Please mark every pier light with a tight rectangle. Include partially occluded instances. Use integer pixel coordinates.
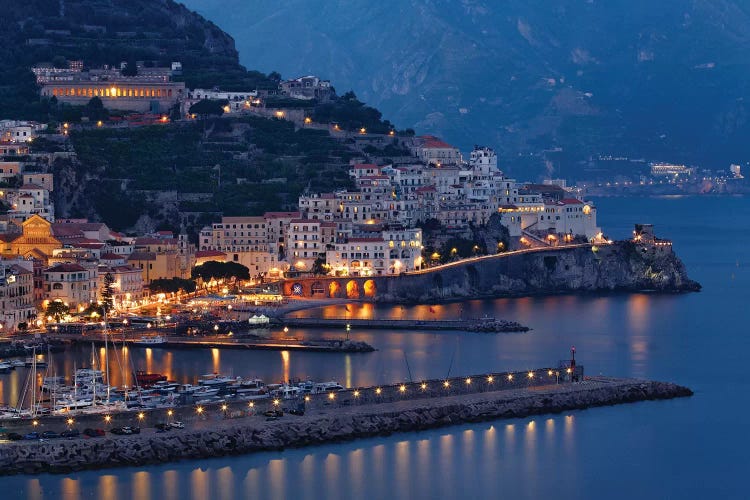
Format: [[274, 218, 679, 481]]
[[167, 410, 173, 417], [104, 415, 111, 423], [283, 326, 289, 333], [375, 387, 382, 395], [507, 374, 513, 381], [122, 319, 128, 326], [221, 404, 228, 412], [465, 378, 472, 385], [304, 395, 311, 402], [443, 380, 450, 388], [527, 371, 534, 379], [420, 382, 427, 390], [359, 127, 366, 134], [328, 392, 336, 400], [67, 418, 74, 426], [146, 322, 152, 329], [487, 376, 494, 383], [566, 368, 572, 374], [548, 370, 553, 376], [273, 399, 280, 406], [304, 117, 312, 124], [214, 324, 219, 332], [353, 390, 360, 398], [32, 420, 38, 427], [196, 406, 204, 415], [137, 412, 145, 421], [399, 385, 406, 393], [97, 120, 103, 127]]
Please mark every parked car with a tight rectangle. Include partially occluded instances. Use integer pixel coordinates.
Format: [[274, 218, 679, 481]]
[[23, 432, 40, 440], [41, 431, 59, 439], [6, 432, 23, 441], [83, 428, 105, 437], [155, 423, 171, 432], [60, 429, 80, 438], [169, 421, 184, 429]]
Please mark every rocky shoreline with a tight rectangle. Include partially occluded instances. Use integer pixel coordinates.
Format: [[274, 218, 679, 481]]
[[0, 377, 691, 475]]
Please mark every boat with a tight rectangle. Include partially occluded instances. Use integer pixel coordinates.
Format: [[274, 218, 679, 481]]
[[134, 370, 167, 387], [133, 336, 166, 346], [271, 384, 303, 399], [312, 381, 345, 394], [24, 357, 47, 367], [198, 373, 237, 386], [0, 362, 11, 373], [10, 360, 25, 368]]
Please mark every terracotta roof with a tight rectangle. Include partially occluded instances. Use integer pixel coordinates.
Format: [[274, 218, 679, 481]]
[[559, 198, 584, 205], [419, 135, 454, 149], [415, 186, 437, 193], [9, 264, 32, 275], [100, 252, 124, 259], [352, 164, 378, 170], [19, 183, 45, 190], [134, 237, 173, 245], [45, 263, 86, 272], [127, 252, 156, 261]]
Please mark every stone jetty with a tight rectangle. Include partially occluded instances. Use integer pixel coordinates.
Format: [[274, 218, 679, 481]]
[[281, 317, 529, 333], [0, 375, 691, 475]]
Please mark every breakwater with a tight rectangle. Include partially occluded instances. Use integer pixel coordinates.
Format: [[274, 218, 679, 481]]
[[281, 317, 529, 332], [0, 374, 691, 475], [44, 333, 375, 353]]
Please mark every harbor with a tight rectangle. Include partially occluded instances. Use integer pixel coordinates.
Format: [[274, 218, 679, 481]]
[[0, 372, 692, 475]]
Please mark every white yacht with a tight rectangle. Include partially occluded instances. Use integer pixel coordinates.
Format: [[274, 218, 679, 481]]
[[134, 335, 166, 346]]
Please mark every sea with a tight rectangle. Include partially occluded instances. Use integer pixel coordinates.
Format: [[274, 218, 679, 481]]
[[3, 195, 748, 499]]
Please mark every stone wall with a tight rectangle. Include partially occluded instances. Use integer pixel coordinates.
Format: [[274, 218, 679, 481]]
[[0, 377, 692, 475]]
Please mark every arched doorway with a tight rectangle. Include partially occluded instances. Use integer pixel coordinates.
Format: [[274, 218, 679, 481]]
[[311, 282, 325, 295], [363, 279, 377, 298], [346, 280, 360, 299], [328, 281, 341, 298]]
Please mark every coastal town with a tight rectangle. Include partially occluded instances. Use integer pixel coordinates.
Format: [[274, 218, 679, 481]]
[[0, 57, 697, 472], [0, 59, 615, 332]]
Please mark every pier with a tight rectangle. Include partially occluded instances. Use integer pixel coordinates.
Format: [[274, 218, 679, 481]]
[[42, 333, 375, 353], [281, 317, 529, 332], [0, 367, 692, 475]]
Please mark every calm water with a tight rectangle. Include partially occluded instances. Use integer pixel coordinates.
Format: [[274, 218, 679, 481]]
[[5, 196, 749, 499]]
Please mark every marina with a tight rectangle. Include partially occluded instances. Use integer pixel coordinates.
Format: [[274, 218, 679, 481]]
[[0, 372, 692, 475]]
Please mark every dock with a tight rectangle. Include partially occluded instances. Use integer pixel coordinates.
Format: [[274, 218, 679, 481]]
[[281, 317, 529, 332], [0, 370, 692, 475], [43, 333, 375, 353]]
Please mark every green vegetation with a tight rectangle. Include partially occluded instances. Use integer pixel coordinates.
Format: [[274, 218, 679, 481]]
[[45, 301, 69, 321], [1, 0, 278, 120], [192, 261, 250, 281], [312, 91, 394, 133], [66, 116, 355, 231]]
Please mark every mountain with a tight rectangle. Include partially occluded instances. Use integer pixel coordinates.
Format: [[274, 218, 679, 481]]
[[182, 0, 750, 179], [1, 0, 276, 120]]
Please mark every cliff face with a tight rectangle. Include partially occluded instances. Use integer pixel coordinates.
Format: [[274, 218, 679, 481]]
[[184, 0, 750, 178], [378, 242, 700, 302]]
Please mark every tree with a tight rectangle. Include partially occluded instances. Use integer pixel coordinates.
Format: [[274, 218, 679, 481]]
[[84, 96, 108, 122], [189, 99, 226, 120], [46, 301, 70, 322], [100, 272, 115, 313], [191, 261, 249, 282], [311, 256, 328, 275]]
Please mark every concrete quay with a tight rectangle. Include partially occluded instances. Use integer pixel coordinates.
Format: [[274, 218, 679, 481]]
[[0, 371, 692, 475], [281, 317, 529, 332], [44, 333, 375, 353]]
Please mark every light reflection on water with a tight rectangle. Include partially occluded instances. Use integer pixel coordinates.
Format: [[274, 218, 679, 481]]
[[5, 196, 750, 498]]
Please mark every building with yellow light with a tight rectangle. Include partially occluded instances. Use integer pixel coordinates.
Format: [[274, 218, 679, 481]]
[[0, 214, 62, 263]]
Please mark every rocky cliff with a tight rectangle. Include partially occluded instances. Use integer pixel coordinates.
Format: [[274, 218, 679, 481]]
[[377, 242, 701, 303]]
